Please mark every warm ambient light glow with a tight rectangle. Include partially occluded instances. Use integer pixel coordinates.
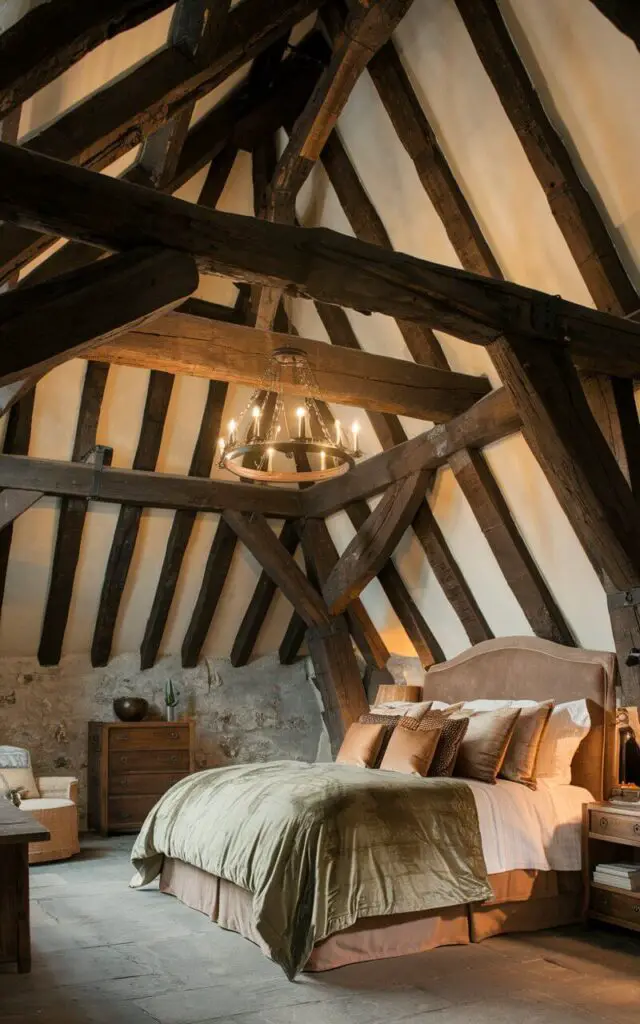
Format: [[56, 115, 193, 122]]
[[351, 420, 360, 450]]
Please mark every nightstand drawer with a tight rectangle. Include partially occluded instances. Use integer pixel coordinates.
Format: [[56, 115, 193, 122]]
[[589, 809, 640, 843], [108, 794, 159, 829], [109, 726, 189, 750], [591, 886, 640, 927], [109, 749, 190, 773], [109, 771, 188, 795]]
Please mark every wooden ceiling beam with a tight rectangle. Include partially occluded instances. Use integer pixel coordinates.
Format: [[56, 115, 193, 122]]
[[322, 470, 430, 614], [0, 248, 198, 388], [449, 446, 574, 644], [589, 1, 640, 50], [222, 510, 330, 628], [306, 616, 368, 751], [2, 142, 638, 362], [0, 391, 35, 616], [93, 311, 490, 422], [256, 0, 417, 329], [304, 387, 521, 517], [0, 454, 302, 518], [181, 517, 238, 668], [0, 0, 175, 121], [0, 489, 42, 531]]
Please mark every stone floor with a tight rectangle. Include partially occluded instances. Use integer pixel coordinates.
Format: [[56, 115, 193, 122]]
[[1, 836, 639, 1023]]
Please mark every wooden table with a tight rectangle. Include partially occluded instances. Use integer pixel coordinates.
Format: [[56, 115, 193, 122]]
[[0, 800, 50, 972]]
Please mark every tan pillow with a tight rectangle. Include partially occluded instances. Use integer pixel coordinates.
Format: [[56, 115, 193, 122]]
[[422, 716, 470, 777], [454, 707, 522, 784], [336, 722, 386, 768], [358, 713, 401, 765], [500, 701, 554, 789], [0, 765, 39, 799], [379, 717, 442, 776]]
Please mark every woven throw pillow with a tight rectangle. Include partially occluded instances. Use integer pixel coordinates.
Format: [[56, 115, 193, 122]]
[[371, 700, 433, 719], [336, 722, 386, 768], [454, 707, 522, 784], [379, 717, 442, 776], [500, 700, 554, 789], [358, 713, 401, 765], [421, 716, 470, 777]]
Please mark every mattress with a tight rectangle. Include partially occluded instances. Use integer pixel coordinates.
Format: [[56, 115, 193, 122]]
[[467, 778, 593, 874]]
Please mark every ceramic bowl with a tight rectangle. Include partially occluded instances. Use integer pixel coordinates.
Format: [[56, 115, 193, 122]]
[[113, 697, 148, 722]]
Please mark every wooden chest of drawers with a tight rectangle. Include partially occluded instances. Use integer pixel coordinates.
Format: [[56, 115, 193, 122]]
[[583, 802, 640, 934], [87, 721, 195, 835]]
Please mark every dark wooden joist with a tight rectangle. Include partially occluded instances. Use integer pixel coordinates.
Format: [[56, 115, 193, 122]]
[[344, 500, 443, 667], [256, 0, 416, 328], [0, 489, 41, 530], [94, 310, 490, 421], [222, 510, 330, 628], [91, 371, 174, 666], [0, 390, 35, 615], [0, 0, 175, 121], [306, 616, 368, 753], [37, 362, 110, 666], [455, 0, 637, 317], [279, 612, 308, 665], [3, 142, 639, 363], [141, 380, 228, 669], [323, 471, 430, 614], [181, 517, 238, 668], [171, 0, 232, 61], [0, 248, 198, 387], [299, 517, 391, 670], [0, 454, 302, 517], [589, 1, 640, 49], [581, 374, 640, 497], [449, 446, 573, 644], [305, 387, 521, 516], [319, 130, 447, 369]]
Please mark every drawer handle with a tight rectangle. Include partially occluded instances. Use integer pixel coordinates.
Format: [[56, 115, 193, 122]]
[[169, 754, 178, 763], [119, 756, 129, 765], [633, 824, 640, 835], [120, 812, 132, 821], [169, 730, 179, 740], [599, 816, 608, 829], [633, 905, 640, 914]]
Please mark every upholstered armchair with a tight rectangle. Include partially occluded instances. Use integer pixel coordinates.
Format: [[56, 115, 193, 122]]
[[0, 746, 80, 865]]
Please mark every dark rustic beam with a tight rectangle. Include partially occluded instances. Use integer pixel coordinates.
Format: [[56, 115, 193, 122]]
[[94, 310, 490, 421], [344, 500, 443, 667], [171, 0, 232, 61], [256, 0, 416, 328], [0, 248, 198, 387], [582, 374, 640, 497], [222, 510, 330, 628], [323, 470, 430, 614], [0, 454, 302, 517], [454, 0, 637, 317], [140, 380, 228, 669], [589, 1, 640, 49], [0, 390, 35, 615], [0, 0, 175, 121], [0, 489, 41, 530], [3, 142, 638, 361], [91, 371, 174, 666], [306, 616, 368, 752], [37, 362, 110, 666], [279, 612, 307, 665], [181, 517, 238, 667], [449, 446, 574, 644], [304, 387, 521, 516]]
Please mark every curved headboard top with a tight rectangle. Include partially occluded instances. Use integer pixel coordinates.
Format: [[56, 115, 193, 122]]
[[424, 637, 617, 800]]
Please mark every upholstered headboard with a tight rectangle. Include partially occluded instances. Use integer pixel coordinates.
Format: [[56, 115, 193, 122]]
[[424, 637, 617, 800]]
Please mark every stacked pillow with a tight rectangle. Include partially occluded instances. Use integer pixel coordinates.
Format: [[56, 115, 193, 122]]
[[334, 695, 590, 788]]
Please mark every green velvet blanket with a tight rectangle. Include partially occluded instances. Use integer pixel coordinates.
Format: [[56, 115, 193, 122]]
[[130, 761, 491, 977]]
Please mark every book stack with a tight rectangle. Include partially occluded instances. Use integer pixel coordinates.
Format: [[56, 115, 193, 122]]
[[593, 862, 640, 891]]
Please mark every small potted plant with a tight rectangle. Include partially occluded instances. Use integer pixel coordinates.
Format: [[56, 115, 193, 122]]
[[164, 679, 179, 722]]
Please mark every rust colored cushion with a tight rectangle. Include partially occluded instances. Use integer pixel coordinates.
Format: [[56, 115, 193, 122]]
[[336, 722, 386, 768], [454, 707, 522, 784], [379, 717, 442, 776], [500, 701, 554, 789], [358, 713, 401, 766]]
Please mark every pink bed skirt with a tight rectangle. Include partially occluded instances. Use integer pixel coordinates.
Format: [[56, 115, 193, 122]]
[[160, 858, 582, 971]]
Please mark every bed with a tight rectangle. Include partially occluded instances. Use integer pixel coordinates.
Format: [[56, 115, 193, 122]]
[[133, 637, 617, 973]]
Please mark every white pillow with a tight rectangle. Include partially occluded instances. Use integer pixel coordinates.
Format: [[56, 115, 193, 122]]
[[461, 699, 512, 712], [535, 699, 591, 786]]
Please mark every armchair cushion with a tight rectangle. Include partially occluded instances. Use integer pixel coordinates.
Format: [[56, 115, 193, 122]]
[[0, 765, 39, 799], [36, 777, 78, 802]]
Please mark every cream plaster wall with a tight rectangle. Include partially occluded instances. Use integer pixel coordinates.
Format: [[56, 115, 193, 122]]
[[1, 0, 637, 665]]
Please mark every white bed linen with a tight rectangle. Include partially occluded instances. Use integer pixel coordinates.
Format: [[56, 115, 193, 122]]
[[466, 778, 592, 875]]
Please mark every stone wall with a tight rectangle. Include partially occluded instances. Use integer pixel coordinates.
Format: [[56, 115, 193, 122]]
[[0, 652, 331, 826]]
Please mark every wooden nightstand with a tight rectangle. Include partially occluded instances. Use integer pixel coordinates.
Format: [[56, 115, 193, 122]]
[[583, 801, 640, 933]]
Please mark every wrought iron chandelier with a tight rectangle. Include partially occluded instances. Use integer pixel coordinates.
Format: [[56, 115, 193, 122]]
[[217, 346, 363, 484]]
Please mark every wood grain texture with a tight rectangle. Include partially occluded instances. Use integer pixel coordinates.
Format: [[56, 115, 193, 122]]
[[0, 248, 198, 387], [306, 616, 368, 753], [0, 489, 41, 530], [449, 446, 573, 644], [0, 0, 174, 120], [278, 611, 307, 665], [94, 310, 490, 421], [2, 141, 639, 363], [38, 361, 110, 666], [180, 518, 238, 667], [323, 471, 430, 614], [0, 390, 35, 618], [222, 510, 330, 628]]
